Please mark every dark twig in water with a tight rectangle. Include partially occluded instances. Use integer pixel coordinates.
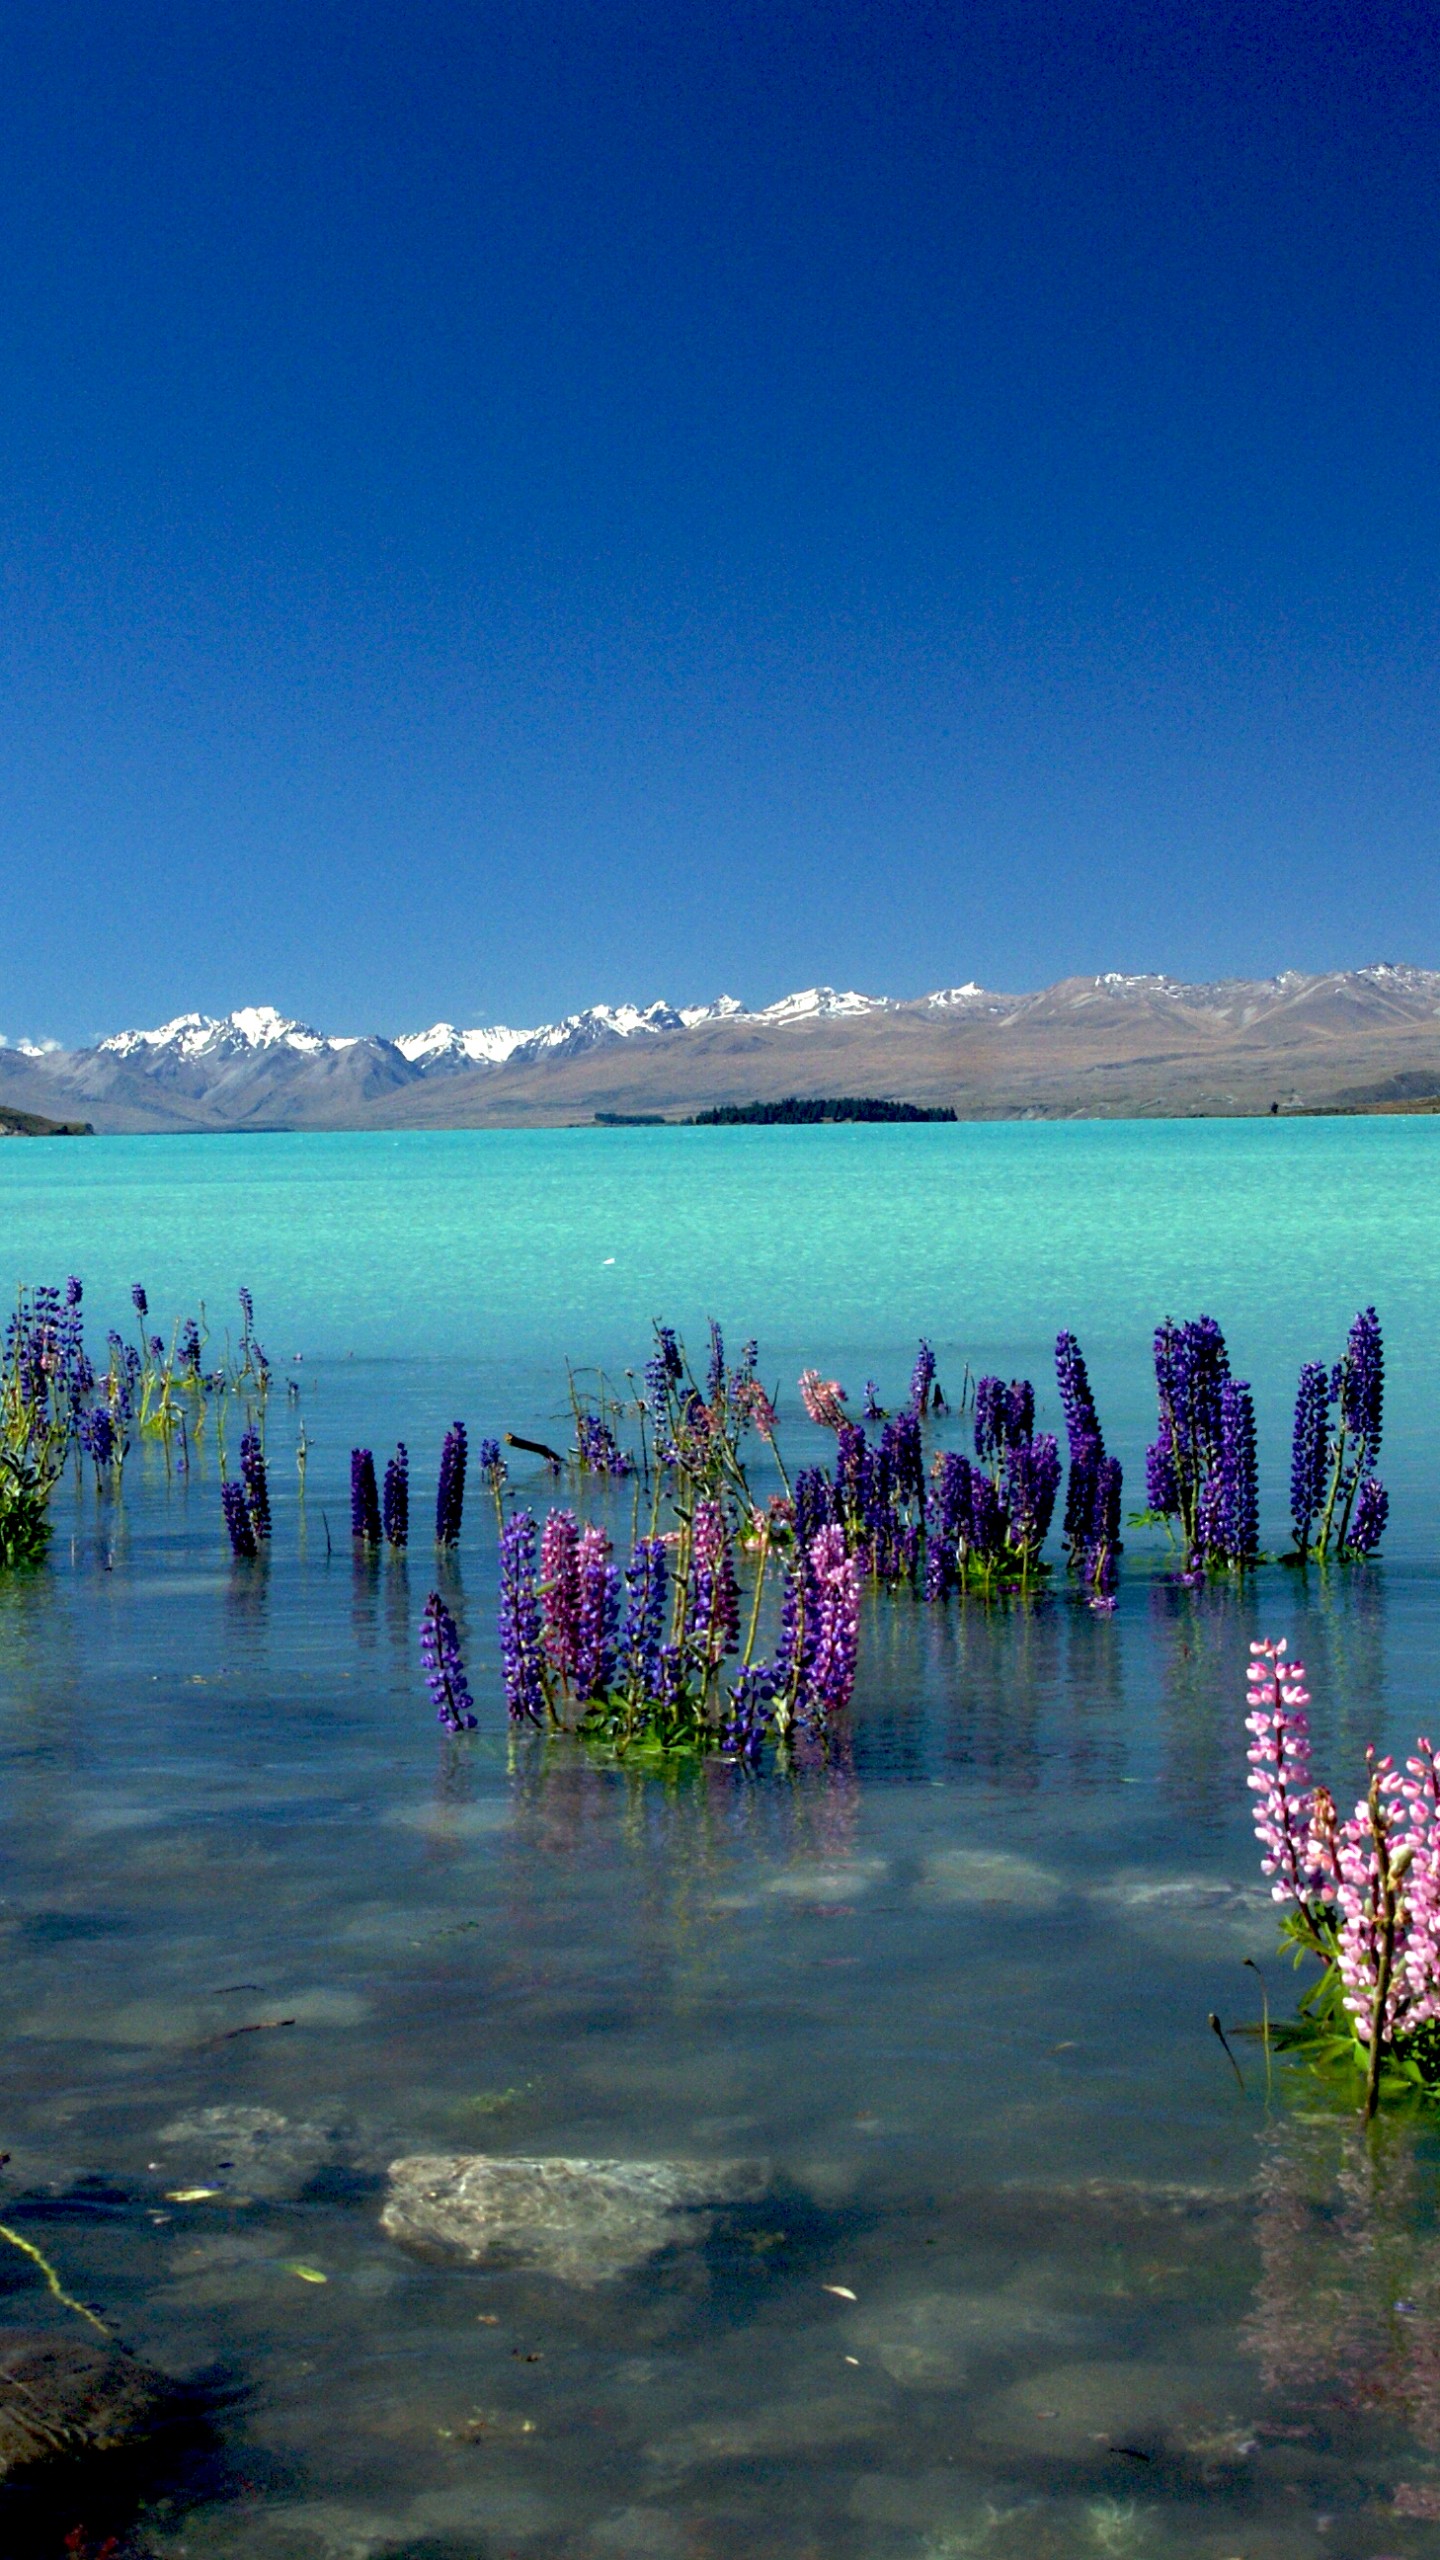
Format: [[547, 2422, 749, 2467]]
[[1208, 2011, 1246, 2093], [505, 1432, 565, 1471]]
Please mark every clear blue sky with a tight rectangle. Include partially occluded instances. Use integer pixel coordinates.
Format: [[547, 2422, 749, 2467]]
[[3, 2, 1438, 1043]]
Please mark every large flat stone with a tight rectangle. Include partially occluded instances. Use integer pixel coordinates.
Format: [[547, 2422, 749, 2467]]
[[0, 2329, 170, 2479], [381, 2152, 768, 2285]]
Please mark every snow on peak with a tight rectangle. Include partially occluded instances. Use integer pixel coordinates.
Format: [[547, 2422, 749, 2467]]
[[101, 1007, 341, 1062], [751, 986, 885, 1025]]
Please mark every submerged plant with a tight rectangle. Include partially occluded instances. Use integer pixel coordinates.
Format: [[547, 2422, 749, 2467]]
[[1246, 1636, 1440, 2115]]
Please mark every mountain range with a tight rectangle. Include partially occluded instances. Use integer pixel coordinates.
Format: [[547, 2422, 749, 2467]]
[[5, 968, 1440, 1132]]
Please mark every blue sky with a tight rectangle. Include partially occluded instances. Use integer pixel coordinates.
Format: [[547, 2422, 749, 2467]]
[[3, 1, 1439, 1042]]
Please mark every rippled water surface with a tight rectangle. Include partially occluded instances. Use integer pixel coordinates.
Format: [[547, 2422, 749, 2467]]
[[2, 1122, 1440, 2558]]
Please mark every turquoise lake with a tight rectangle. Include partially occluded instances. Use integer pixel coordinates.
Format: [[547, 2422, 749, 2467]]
[[1, 1120, 1440, 2559]]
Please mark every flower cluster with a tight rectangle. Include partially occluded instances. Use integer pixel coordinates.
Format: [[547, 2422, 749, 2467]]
[[497, 1493, 859, 1756], [1289, 1307, 1388, 1557], [1146, 1315, 1257, 1569], [1246, 1636, 1440, 2112], [799, 1369, 849, 1430], [923, 1378, 1060, 1592]]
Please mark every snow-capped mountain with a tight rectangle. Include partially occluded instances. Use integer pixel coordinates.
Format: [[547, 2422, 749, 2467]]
[[8, 965, 1440, 1130]]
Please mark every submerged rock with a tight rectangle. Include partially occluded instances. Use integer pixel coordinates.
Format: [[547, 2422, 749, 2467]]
[[0, 2329, 170, 2479], [154, 2105, 347, 2200], [381, 2153, 768, 2285], [852, 2288, 1087, 2388]]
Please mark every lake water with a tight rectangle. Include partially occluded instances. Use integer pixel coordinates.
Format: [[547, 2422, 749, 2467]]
[[2, 1121, 1440, 2558]]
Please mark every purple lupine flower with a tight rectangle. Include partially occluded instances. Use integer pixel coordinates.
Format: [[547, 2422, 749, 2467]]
[[1056, 1331, 1106, 1560], [1340, 1306, 1384, 1461], [967, 1467, 1004, 1559], [804, 1523, 861, 1718], [1002, 1431, 1061, 1564], [909, 1339, 936, 1415], [574, 1523, 620, 1698], [477, 1437, 504, 1477], [862, 1380, 885, 1421], [421, 1590, 477, 1731], [351, 1448, 382, 1546], [687, 1497, 741, 1664], [539, 1508, 583, 1680], [794, 1465, 838, 1547], [78, 1406, 116, 1470], [435, 1421, 467, 1546], [240, 1426, 272, 1541], [148, 1333, 166, 1362], [498, 1511, 549, 1725], [383, 1444, 409, 1547], [1081, 1454, 1124, 1589], [178, 1318, 202, 1372], [884, 1410, 926, 1508], [705, 1320, 726, 1405], [619, 1536, 669, 1697], [1346, 1476, 1389, 1555], [575, 1413, 633, 1475], [238, 1285, 254, 1341], [1197, 1377, 1258, 1566], [222, 1478, 259, 1559], [644, 1325, 683, 1414], [131, 1285, 148, 1321], [720, 1663, 778, 1761], [1290, 1360, 1330, 1553], [65, 1276, 81, 1307], [973, 1375, 1007, 1460]]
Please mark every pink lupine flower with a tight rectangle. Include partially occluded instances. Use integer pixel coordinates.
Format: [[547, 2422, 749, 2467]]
[[799, 1369, 849, 1430], [539, 1507, 582, 1682]]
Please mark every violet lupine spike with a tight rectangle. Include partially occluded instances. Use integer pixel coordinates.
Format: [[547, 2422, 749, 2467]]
[[1056, 1330, 1106, 1560], [221, 1477, 259, 1560], [382, 1444, 409, 1547], [131, 1285, 148, 1320], [1290, 1360, 1330, 1553], [1340, 1306, 1384, 1461], [973, 1375, 1006, 1460], [351, 1448, 382, 1545], [687, 1497, 741, 1662], [539, 1508, 583, 1681], [1200, 1377, 1258, 1567], [804, 1522, 861, 1719], [1082, 1454, 1123, 1587], [498, 1511, 548, 1725], [1001, 1431, 1061, 1565], [620, 1537, 669, 1698], [573, 1524, 620, 1699], [435, 1421, 467, 1547], [705, 1320, 726, 1406], [862, 1380, 885, 1421], [240, 1426, 272, 1541], [421, 1590, 477, 1732], [909, 1339, 936, 1416], [1346, 1477, 1389, 1555], [793, 1466, 838, 1547]]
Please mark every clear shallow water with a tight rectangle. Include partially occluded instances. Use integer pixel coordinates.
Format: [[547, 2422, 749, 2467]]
[[2, 1125, 1440, 2556]]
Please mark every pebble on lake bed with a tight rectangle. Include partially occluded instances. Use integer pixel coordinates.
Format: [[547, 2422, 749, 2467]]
[[380, 2153, 769, 2285], [0, 2329, 171, 2480]]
